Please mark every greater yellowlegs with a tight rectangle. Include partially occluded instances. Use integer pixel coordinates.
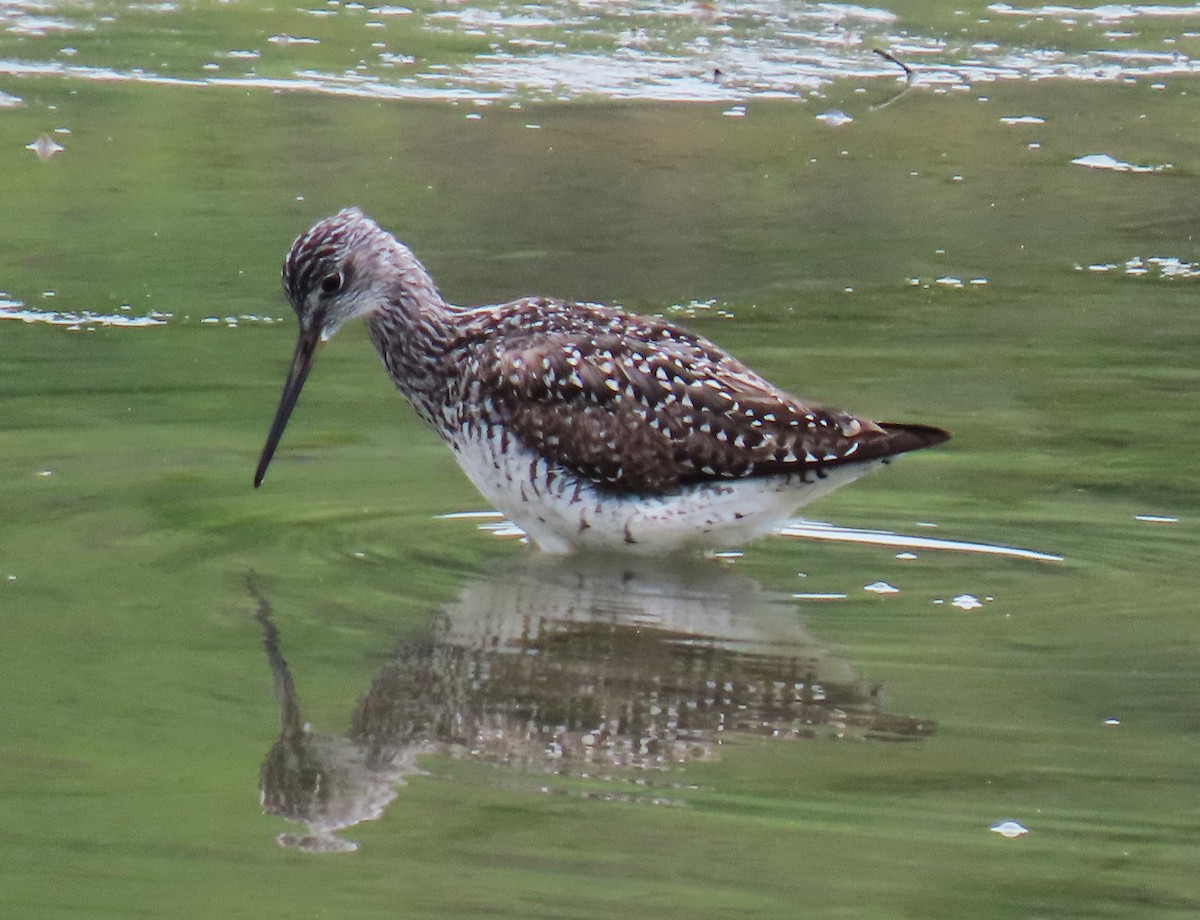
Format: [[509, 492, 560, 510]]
[[254, 209, 948, 553]]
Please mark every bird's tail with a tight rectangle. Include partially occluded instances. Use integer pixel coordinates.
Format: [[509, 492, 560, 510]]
[[876, 422, 951, 456]]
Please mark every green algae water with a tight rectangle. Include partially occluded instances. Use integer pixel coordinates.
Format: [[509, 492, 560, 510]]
[[2, 3, 1199, 918]]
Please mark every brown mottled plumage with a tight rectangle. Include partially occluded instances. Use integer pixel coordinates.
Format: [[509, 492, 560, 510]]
[[453, 298, 942, 491], [255, 209, 948, 553]]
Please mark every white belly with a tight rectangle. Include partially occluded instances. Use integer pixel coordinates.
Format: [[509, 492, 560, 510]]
[[448, 427, 887, 554]]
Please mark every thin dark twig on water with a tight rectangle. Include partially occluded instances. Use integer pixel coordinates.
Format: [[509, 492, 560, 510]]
[[870, 47, 916, 110], [873, 47, 914, 81]]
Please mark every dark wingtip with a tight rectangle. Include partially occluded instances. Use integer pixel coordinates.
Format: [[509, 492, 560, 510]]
[[878, 422, 951, 454]]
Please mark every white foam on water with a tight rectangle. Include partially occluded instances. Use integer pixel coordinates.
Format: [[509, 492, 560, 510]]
[[816, 109, 853, 126], [864, 581, 899, 595], [0, 300, 168, 328], [1071, 153, 1172, 173], [10, 1, 1200, 104], [988, 3, 1200, 22], [990, 819, 1029, 838], [0, 298, 290, 331]]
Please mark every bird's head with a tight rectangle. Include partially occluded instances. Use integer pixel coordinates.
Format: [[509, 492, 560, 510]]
[[282, 207, 390, 342], [255, 207, 390, 488]]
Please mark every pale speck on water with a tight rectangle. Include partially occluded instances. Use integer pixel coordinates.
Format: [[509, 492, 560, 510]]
[[864, 581, 899, 595], [25, 134, 64, 159], [267, 33, 320, 46], [815, 109, 853, 126], [990, 820, 1029, 839]]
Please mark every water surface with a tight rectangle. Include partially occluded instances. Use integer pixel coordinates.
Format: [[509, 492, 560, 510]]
[[2, 3, 1198, 918]]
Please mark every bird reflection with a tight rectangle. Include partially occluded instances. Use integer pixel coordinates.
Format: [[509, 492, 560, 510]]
[[252, 557, 933, 852]]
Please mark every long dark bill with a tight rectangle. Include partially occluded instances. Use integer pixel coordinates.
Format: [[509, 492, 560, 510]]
[[253, 327, 320, 488]]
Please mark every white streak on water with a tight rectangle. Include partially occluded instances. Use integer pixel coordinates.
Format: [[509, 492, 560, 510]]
[[988, 3, 1200, 21], [479, 521, 528, 538], [0, 299, 167, 328], [1071, 153, 1172, 173], [0, 299, 287, 331], [776, 520, 1064, 562]]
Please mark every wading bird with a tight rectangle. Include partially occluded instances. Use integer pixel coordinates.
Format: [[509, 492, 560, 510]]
[[255, 209, 948, 553]]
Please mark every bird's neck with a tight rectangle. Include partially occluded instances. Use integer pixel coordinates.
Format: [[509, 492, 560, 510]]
[[363, 245, 459, 421]]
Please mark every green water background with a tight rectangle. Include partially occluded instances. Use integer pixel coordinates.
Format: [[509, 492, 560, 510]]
[[2, 2, 1198, 917]]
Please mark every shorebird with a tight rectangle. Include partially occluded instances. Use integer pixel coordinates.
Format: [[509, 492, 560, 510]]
[[254, 209, 948, 553]]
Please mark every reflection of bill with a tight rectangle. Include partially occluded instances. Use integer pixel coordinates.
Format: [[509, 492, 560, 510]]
[[253, 557, 933, 853]]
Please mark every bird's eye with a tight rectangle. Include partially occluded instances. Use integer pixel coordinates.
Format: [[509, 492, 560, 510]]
[[320, 271, 344, 295]]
